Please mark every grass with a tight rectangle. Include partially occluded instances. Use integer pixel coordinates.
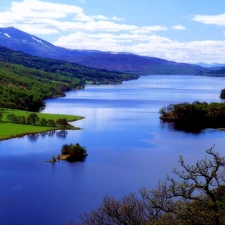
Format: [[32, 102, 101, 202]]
[[0, 108, 84, 140]]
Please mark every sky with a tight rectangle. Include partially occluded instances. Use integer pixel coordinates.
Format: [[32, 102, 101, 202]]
[[1, 0, 225, 64]]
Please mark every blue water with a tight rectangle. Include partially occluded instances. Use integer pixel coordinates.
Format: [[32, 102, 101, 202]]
[[1, 75, 225, 225]]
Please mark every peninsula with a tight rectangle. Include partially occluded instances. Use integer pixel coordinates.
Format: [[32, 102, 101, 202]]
[[159, 101, 225, 130], [0, 108, 84, 140]]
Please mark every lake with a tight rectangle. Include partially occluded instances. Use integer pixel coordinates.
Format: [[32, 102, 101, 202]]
[[1, 75, 225, 225]]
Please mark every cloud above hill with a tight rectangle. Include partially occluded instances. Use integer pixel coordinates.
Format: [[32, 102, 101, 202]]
[[1, 0, 225, 63]]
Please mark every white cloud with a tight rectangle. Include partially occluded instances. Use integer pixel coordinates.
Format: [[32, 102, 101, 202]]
[[92, 15, 110, 20], [0, 0, 84, 34], [74, 13, 92, 22], [54, 32, 225, 64], [112, 16, 125, 22], [0, 0, 167, 35], [193, 13, 225, 26], [1, 0, 225, 64], [172, 25, 186, 30]]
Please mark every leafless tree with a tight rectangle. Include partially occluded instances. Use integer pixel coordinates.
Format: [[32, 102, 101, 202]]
[[68, 146, 225, 225]]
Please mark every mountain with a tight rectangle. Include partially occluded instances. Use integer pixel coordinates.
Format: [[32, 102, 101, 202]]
[[0, 27, 206, 75], [0, 46, 138, 84], [196, 62, 225, 68], [0, 46, 139, 111]]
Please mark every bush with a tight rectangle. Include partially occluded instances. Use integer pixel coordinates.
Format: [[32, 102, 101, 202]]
[[27, 113, 39, 125], [56, 118, 68, 128], [61, 144, 69, 155]]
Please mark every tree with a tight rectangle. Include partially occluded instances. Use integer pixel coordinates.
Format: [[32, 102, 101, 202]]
[[6, 113, 17, 122], [164, 146, 225, 225], [71, 147, 225, 225], [27, 113, 39, 125], [39, 118, 48, 126], [61, 144, 69, 155], [220, 89, 225, 99], [56, 118, 68, 129], [48, 119, 56, 127]]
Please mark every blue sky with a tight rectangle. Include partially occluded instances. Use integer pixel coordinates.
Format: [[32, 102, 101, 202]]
[[1, 0, 225, 63]]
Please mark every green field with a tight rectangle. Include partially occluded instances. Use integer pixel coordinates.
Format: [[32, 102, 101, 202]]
[[0, 108, 84, 140]]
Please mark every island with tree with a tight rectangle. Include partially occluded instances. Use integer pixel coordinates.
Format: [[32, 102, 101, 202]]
[[49, 143, 87, 163], [159, 101, 225, 130], [59, 143, 87, 161]]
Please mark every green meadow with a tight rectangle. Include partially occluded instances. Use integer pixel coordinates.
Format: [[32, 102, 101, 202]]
[[0, 108, 84, 140]]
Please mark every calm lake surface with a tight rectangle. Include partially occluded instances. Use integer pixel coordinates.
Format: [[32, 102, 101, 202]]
[[1, 75, 225, 225]]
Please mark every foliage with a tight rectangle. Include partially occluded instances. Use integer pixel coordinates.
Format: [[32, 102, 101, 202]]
[[0, 46, 138, 84], [61, 144, 70, 155], [27, 113, 39, 125], [60, 143, 87, 161], [71, 147, 225, 225], [0, 62, 78, 111], [0, 47, 138, 111], [56, 118, 68, 129], [159, 101, 225, 129], [47, 119, 56, 127], [220, 89, 225, 99]]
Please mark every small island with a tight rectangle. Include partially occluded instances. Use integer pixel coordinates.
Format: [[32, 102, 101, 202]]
[[48, 143, 88, 163], [159, 101, 225, 130], [59, 143, 88, 161]]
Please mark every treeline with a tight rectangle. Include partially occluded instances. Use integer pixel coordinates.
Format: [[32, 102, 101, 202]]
[[0, 46, 139, 85], [0, 62, 83, 111], [159, 101, 225, 129], [6, 112, 69, 128], [0, 46, 139, 111]]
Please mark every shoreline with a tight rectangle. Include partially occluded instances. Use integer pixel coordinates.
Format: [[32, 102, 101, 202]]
[[0, 114, 85, 141], [0, 126, 82, 141]]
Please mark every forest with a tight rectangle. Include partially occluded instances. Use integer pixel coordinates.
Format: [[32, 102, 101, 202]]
[[159, 101, 225, 130], [0, 62, 82, 111], [0, 46, 138, 84], [0, 46, 138, 111]]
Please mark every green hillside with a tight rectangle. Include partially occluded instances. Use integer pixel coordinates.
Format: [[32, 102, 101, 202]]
[[0, 46, 138, 111], [0, 62, 82, 111], [0, 46, 138, 84]]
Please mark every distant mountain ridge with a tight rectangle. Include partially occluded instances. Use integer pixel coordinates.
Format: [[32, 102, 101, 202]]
[[196, 62, 225, 68], [0, 27, 208, 75]]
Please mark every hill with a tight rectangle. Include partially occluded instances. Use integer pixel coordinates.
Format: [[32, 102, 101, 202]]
[[0, 46, 138, 84], [0, 27, 207, 75], [0, 61, 80, 111], [0, 47, 138, 111]]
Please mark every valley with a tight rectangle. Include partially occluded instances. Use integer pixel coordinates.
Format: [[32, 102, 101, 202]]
[[1, 26, 225, 225]]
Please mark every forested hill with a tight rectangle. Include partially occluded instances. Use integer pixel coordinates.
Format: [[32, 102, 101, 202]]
[[0, 62, 81, 111], [0, 47, 138, 111], [0, 46, 138, 84], [206, 67, 225, 76]]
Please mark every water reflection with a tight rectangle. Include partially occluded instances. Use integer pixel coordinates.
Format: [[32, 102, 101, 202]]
[[27, 130, 68, 142], [56, 130, 68, 138], [160, 121, 205, 134]]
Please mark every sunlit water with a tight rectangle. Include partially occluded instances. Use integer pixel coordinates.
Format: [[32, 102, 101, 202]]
[[1, 75, 225, 225]]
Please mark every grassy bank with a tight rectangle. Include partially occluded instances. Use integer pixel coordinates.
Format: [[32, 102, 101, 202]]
[[0, 108, 84, 140]]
